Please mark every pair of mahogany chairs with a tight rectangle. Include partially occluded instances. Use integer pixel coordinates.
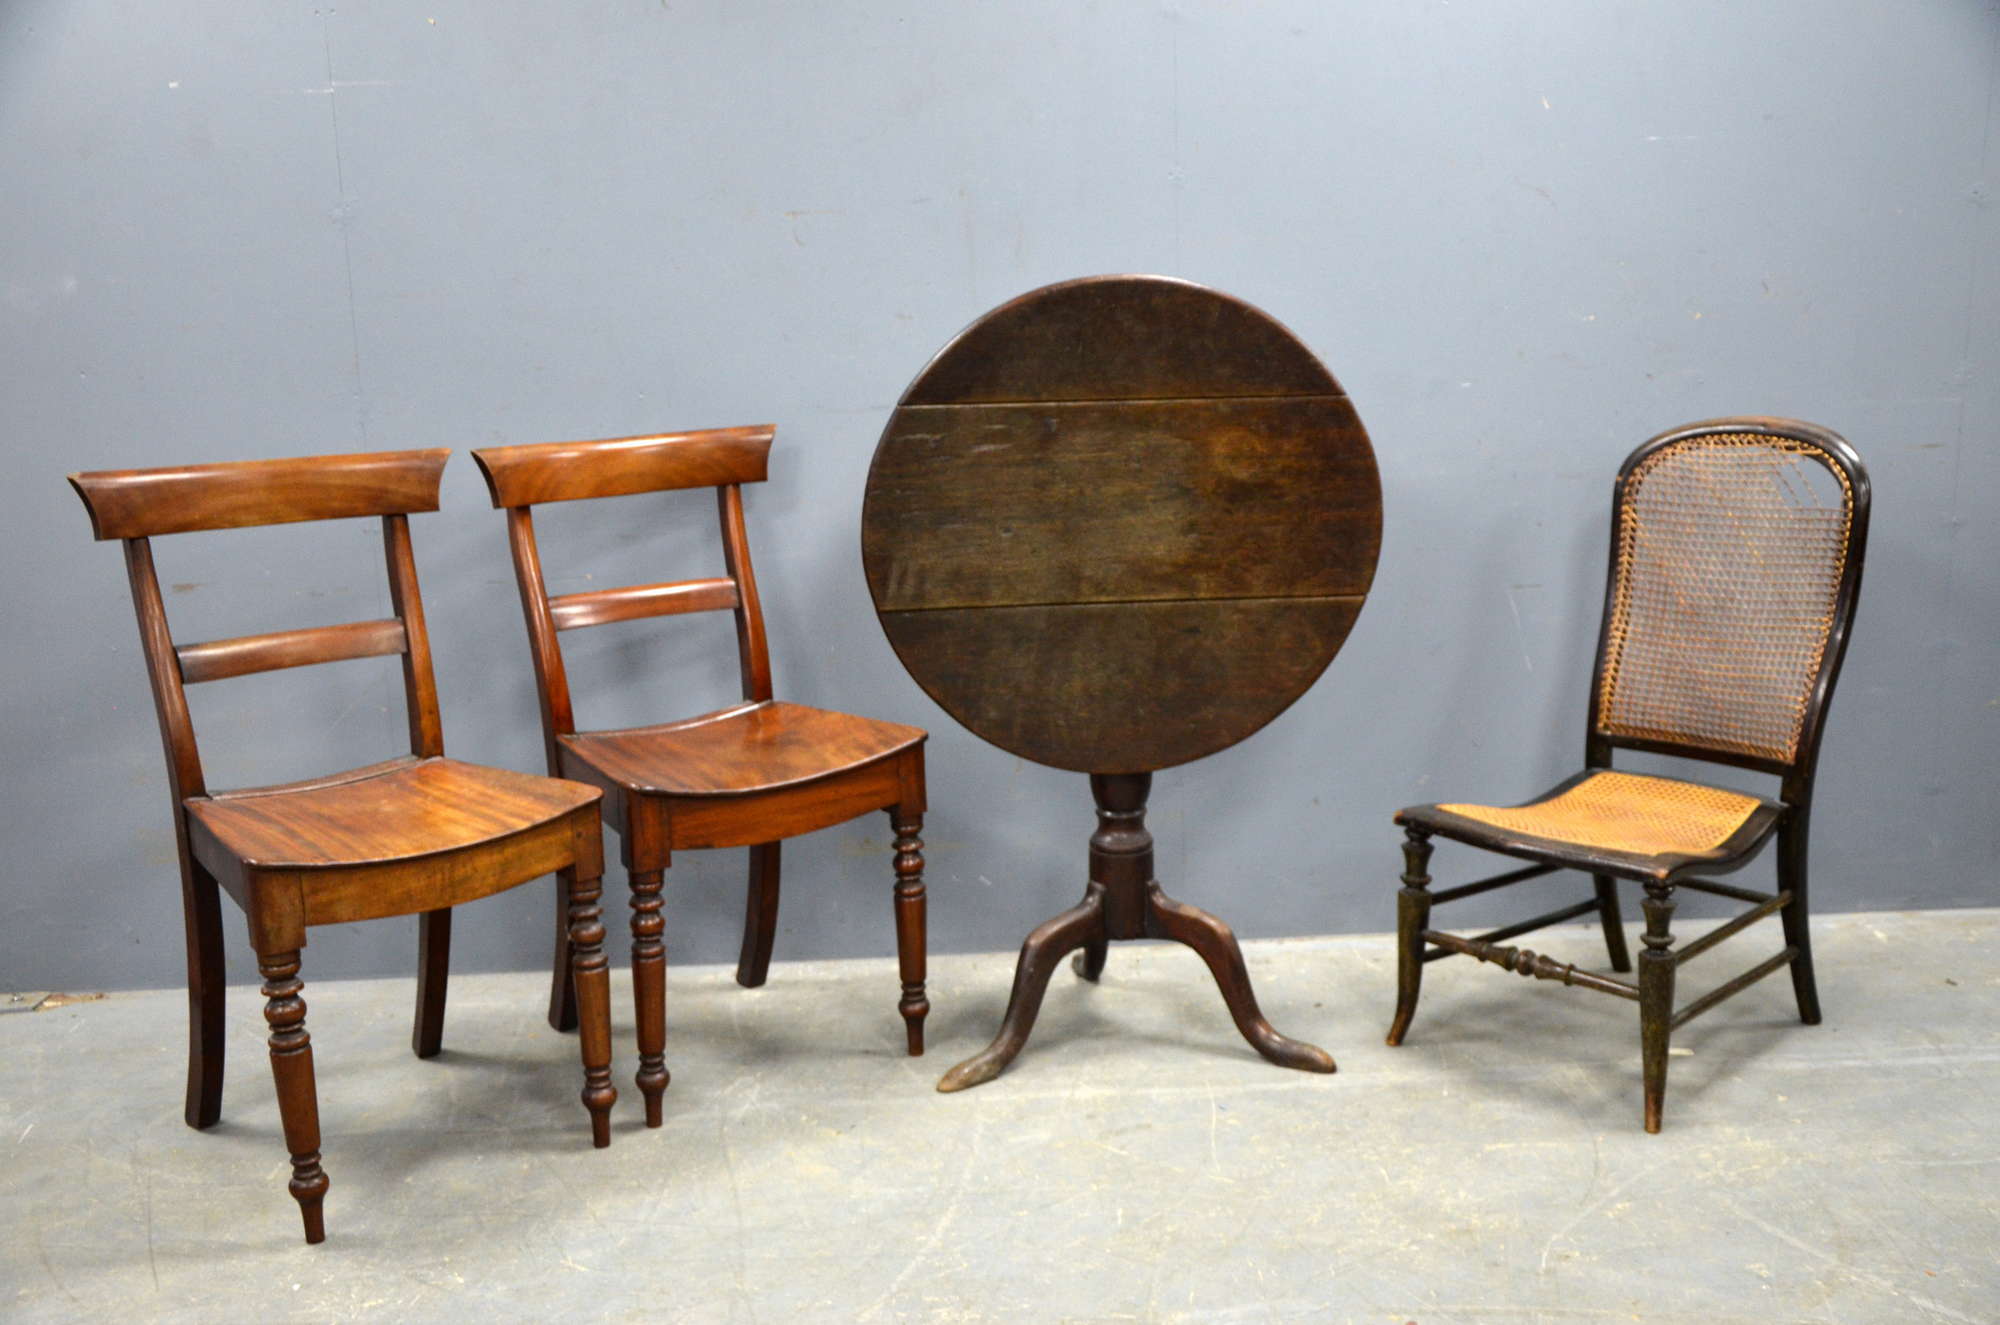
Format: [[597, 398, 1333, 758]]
[[69, 426, 927, 1244]]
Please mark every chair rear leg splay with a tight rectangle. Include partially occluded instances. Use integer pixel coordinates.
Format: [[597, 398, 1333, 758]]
[[412, 907, 450, 1058], [547, 871, 578, 1033], [735, 842, 782, 988], [1593, 874, 1632, 973], [182, 856, 227, 1129], [1777, 823, 1821, 1025]]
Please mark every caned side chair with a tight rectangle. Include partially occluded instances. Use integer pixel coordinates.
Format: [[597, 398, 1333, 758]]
[[68, 450, 618, 1245], [471, 426, 928, 1128], [1389, 417, 1869, 1132]]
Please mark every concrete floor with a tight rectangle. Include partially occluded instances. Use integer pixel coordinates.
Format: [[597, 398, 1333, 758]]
[[3, 908, 1996, 1323]]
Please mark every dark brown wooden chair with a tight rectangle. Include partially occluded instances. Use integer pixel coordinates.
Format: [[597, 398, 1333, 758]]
[[1388, 417, 1869, 1131], [471, 426, 928, 1127], [68, 450, 618, 1245]]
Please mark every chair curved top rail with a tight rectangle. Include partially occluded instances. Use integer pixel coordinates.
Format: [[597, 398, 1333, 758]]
[[69, 449, 449, 541], [471, 426, 774, 509]]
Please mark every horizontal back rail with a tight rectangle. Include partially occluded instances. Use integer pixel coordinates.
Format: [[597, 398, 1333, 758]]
[[69, 449, 449, 540], [547, 579, 741, 632], [472, 426, 773, 508], [175, 619, 409, 685]]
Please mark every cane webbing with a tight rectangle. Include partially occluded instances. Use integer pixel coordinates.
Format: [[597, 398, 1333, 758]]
[[1597, 434, 1854, 764], [1440, 771, 1762, 859]]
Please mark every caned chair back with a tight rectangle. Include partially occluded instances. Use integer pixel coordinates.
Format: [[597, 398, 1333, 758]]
[[68, 450, 453, 802], [1587, 418, 1869, 787], [469, 426, 776, 763]]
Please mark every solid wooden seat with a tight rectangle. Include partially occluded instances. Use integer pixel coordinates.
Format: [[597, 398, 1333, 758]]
[[562, 702, 923, 800], [472, 427, 930, 1129], [69, 450, 618, 1246], [1398, 770, 1785, 884], [1386, 418, 1869, 1132], [189, 756, 597, 869]]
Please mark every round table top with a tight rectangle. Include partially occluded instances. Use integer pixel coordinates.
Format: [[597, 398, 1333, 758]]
[[861, 275, 1381, 774]]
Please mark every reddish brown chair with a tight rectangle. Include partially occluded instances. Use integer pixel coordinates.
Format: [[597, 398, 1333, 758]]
[[472, 426, 928, 1127], [69, 450, 617, 1245]]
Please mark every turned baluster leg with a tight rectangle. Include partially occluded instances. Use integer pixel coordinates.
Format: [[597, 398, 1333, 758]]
[[891, 809, 929, 1055], [1638, 881, 1678, 1134], [547, 871, 579, 1033], [735, 842, 782, 988], [1593, 874, 1632, 973], [563, 867, 617, 1146], [259, 950, 329, 1244], [628, 867, 670, 1127], [1777, 816, 1821, 1025], [412, 907, 450, 1059], [1387, 827, 1433, 1047]]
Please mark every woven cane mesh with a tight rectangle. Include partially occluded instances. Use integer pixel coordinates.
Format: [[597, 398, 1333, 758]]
[[1440, 771, 1762, 858], [1597, 434, 1853, 764]]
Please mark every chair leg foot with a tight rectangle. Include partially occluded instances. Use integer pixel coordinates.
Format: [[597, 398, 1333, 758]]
[[260, 949, 331, 1243], [1387, 829, 1433, 1047], [564, 869, 618, 1146], [891, 810, 929, 1056], [1593, 874, 1632, 973], [735, 842, 781, 989], [1638, 882, 1677, 1134], [628, 868, 669, 1127]]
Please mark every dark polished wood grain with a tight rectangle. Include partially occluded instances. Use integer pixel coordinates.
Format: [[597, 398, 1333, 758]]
[[68, 448, 616, 1245], [864, 275, 1378, 1088], [472, 427, 931, 1127]]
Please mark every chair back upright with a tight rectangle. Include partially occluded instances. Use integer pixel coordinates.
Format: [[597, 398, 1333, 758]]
[[470, 426, 777, 770], [1584, 417, 1871, 806], [68, 448, 454, 807]]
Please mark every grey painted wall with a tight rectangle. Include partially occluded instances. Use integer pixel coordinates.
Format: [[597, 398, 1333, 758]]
[[4, 2, 1995, 993]]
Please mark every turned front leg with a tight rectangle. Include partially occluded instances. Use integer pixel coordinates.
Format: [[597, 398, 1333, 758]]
[[259, 950, 329, 1244], [626, 867, 669, 1126], [1387, 827, 1433, 1046], [564, 867, 618, 1146], [891, 808, 929, 1055], [1638, 881, 1678, 1134]]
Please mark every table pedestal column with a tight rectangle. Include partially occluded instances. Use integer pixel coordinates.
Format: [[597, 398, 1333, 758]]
[[937, 772, 1337, 1092]]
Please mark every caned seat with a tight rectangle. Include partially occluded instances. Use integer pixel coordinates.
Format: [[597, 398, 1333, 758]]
[[1407, 770, 1783, 883], [68, 449, 618, 1246], [1387, 418, 1869, 1132], [472, 427, 930, 1130]]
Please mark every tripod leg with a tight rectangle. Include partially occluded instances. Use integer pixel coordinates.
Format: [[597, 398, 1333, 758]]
[[937, 893, 1103, 1093], [1148, 886, 1336, 1074]]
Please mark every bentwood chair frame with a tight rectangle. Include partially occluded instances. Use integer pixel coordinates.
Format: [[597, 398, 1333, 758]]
[[69, 450, 617, 1244], [472, 426, 928, 1128], [1388, 417, 1870, 1131]]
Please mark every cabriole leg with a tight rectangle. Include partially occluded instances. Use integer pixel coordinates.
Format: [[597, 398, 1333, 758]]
[[259, 949, 329, 1244], [1387, 828, 1433, 1046], [1638, 881, 1678, 1134], [564, 867, 618, 1146], [891, 809, 929, 1055]]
